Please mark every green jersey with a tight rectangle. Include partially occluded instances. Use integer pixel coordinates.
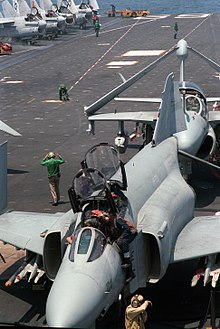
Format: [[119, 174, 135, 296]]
[[41, 157, 65, 177]]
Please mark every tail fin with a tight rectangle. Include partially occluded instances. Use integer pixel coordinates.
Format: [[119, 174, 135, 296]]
[[68, 0, 78, 14], [0, 142, 7, 214], [12, 0, 20, 15], [0, 0, 18, 17], [89, 0, 99, 10], [152, 73, 186, 146], [17, 0, 33, 15]]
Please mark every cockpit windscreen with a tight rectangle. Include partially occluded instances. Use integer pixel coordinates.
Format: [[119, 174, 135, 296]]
[[73, 168, 107, 199], [69, 228, 107, 262], [84, 144, 120, 180]]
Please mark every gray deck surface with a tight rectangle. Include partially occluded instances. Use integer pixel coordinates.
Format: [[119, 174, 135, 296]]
[[0, 13, 220, 328]]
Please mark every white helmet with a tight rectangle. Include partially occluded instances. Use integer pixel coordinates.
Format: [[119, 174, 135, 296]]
[[48, 152, 55, 159]]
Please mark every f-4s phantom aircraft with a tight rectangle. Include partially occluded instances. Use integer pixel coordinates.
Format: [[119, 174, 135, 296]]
[[84, 39, 220, 178], [1, 67, 220, 327]]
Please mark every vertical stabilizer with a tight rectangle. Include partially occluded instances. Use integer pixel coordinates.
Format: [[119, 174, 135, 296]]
[[1, 0, 17, 17], [68, 0, 77, 14], [152, 73, 186, 146], [89, 0, 99, 11], [35, 0, 52, 11], [12, 0, 20, 15], [17, 0, 31, 15], [31, 0, 44, 15], [0, 142, 7, 214]]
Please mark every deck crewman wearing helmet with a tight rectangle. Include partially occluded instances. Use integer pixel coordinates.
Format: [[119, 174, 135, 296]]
[[125, 294, 152, 329], [40, 152, 65, 206]]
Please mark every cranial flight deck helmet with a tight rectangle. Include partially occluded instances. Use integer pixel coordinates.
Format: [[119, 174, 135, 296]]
[[131, 294, 144, 308], [48, 152, 55, 159]]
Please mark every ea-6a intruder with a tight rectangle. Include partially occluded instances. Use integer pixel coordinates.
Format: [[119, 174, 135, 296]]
[[1, 40, 220, 328], [85, 39, 220, 178]]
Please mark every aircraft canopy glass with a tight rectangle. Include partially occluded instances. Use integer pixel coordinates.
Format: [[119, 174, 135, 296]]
[[69, 227, 107, 262], [186, 95, 202, 113], [84, 143, 120, 180], [73, 168, 107, 200]]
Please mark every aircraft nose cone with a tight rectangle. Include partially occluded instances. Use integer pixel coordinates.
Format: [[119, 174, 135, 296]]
[[46, 272, 104, 328]]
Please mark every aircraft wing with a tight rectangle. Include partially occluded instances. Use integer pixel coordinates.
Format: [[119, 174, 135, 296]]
[[0, 210, 76, 255], [208, 111, 220, 125], [114, 97, 162, 103], [207, 97, 220, 103], [88, 111, 158, 124], [0, 18, 15, 26], [171, 215, 220, 262], [0, 120, 21, 136]]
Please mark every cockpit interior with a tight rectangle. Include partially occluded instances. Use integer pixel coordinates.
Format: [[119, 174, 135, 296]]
[[67, 143, 129, 263], [179, 86, 208, 119]]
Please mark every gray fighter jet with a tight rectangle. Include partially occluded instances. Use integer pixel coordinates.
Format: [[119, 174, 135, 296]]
[[1, 39, 220, 328], [0, 0, 47, 41], [52, 0, 88, 28], [84, 39, 220, 178]]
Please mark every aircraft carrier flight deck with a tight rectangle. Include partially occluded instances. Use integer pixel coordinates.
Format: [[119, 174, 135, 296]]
[[0, 12, 220, 328]]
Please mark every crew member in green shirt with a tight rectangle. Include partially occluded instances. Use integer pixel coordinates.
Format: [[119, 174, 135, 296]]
[[40, 152, 65, 206]]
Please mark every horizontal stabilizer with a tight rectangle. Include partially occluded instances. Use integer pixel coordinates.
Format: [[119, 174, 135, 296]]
[[207, 97, 220, 103], [88, 111, 158, 123], [172, 215, 220, 262], [0, 120, 21, 136], [208, 111, 220, 125], [114, 97, 162, 103], [189, 46, 220, 73], [84, 47, 176, 116]]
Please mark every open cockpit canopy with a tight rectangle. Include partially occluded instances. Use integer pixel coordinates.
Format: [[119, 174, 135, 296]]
[[68, 143, 127, 215]]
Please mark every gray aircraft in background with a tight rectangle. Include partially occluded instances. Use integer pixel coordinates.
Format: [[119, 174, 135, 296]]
[[1, 39, 220, 328], [52, 0, 88, 28], [0, 0, 47, 41], [85, 39, 220, 178]]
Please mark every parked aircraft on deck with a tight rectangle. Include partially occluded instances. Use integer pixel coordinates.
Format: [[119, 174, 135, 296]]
[[75, 1, 93, 20], [84, 39, 220, 178], [52, 0, 88, 28], [15, 0, 65, 39], [1, 40, 220, 326], [31, 0, 67, 36], [0, 0, 46, 41]]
